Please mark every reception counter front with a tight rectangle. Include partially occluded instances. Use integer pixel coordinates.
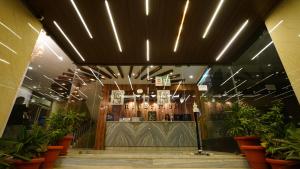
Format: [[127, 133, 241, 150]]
[[105, 121, 197, 147]]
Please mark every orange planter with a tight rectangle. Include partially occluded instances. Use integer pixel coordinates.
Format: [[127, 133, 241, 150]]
[[266, 158, 299, 169], [240, 146, 269, 169], [41, 146, 64, 169], [234, 136, 260, 155], [14, 158, 45, 169], [58, 135, 73, 155]]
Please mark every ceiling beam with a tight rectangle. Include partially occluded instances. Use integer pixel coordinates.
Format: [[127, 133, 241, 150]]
[[105, 66, 118, 78], [151, 69, 173, 78], [129, 66, 134, 78], [141, 66, 162, 80], [117, 66, 124, 78], [170, 74, 181, 79], [135, 66, 147, 79], [92, 66, 112, 79]]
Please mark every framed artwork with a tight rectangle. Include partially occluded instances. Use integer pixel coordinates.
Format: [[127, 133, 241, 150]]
[[157, 90, 170, 105], [111, 90, 125, 105]]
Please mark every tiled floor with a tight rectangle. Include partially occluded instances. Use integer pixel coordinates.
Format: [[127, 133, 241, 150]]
[[54, 148, 250, 169]]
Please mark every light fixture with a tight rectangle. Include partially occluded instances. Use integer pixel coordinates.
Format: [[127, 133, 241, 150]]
[[105, 0, 122, 52], [132, 73, 136, 76], [225, 80, 247, 93], [220, 68, 243, 86], [43, 41, 63, 61], [251, 41, 273, 60], [150, 65, 154, 68], [145, 0, 149, 16], [189, 75, 194, 79], [0, 58, 10, 64], [114, 81, 121, 92], [185, 94, 190, 102], [28, 66, 33, 70], [215, 19, 249, 61], [267, 64, 272, 67], [254, 91, 276, 101], [173, 0, 189, 52], [172, 81, 182, 98], [273, 90, 293, 98], [246, 73, 274, 89], [0, 41, 17, 54], [33, 86, 37, 89], [70, 0, 93, 38], [202, 0, 224, 39], [128, 75, 133, 91], [89, 68, 104, 86], [146, 39, 150, 61], [25, 76, 32, 80], [53, 21, 85, 61], [0, 21, 22, 39], [269, 20, 283, 34], [28, 23, 40, 34]]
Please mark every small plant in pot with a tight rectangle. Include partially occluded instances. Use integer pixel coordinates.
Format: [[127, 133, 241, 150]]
[[47, 110, 85, 155], [241, 101, 285, 169], [0, 125, 48, 169], [225, 103, 261, 154], [265, 124, 300, 169]]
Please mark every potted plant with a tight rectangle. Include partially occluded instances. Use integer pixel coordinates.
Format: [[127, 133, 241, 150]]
[[0, 151, 12, 169], [241, 101, 285, 169], [225, 103, 261, 154], [265, 124, 300, 169], [0, 125, 48, 169], [47, 110, 85, 155]]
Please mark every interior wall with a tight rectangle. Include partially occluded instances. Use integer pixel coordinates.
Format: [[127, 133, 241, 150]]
[[0, 0, 41, 136], [265, 0, 300, 103]]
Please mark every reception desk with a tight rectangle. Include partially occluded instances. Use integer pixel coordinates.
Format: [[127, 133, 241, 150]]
[[105, 121, 197, 147]]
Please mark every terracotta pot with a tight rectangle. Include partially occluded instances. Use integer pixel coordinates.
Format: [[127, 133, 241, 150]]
[[234, 136, 260, 155], [240, 146, 269, 169], [266, 158, 299, 169], [58, 135, 73, 155], [14, 158, 45, 169], [41, 146, 64, 169]]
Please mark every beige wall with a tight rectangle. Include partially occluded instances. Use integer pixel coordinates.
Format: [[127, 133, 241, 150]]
[[0, 0, 41, 136], [265, 0, 300, 103]]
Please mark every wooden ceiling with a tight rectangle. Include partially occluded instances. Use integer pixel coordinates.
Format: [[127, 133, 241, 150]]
[[24, 0, 280, 65]]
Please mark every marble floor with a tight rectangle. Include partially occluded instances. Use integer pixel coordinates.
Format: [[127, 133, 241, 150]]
[[54, 148, 250, 169]]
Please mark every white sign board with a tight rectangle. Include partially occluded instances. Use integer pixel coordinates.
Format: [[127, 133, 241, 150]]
[[111, 90, 125, 105], [198, 85, 208, 91], [155, 76, 171, 86], [157, 90, 170, 105]]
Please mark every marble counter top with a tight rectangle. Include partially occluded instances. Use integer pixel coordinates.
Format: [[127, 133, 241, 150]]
[[105, 121, 197, 147]]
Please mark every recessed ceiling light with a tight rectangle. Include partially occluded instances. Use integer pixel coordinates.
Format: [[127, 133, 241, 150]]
[[202, 0, 225, 39], [33, 86, 37, 89], [256, 74, 260, 77], [145, 0, 149, 16], [220, 68, 243, 86], [0, 41, 17, 54], [146, 39, 150, 61], [53, 21, 85, 61], [268, 20, 283, 34], [251, 41, 273, 60], [105, 0, 122, 52], [215, 19, 249, 61], [173, 0, 189, 52], [267, 64, 272, 67], [70, 0, 93, 39], [170, 72, 173, 75], [28, 66, 33, 70], [0, 21, 22, 39], [117, 73, 120, 76], [189, 75, 194, 79], [150, 65, 153, 68], [0, 58, 10, 64]]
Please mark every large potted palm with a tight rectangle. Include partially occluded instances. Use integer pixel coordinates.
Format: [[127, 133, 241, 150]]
[[0, 125, 48, 169], [225, 103, 261, 154], [241, 101, 285, 169], [265, 124, 300, 169]]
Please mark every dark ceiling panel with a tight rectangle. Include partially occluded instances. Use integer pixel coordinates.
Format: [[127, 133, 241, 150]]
[[24, 0, 280, 65]]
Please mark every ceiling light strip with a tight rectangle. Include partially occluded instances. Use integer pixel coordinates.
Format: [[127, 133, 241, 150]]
[[74, 72, 87, 85], [0, 41, 17, 54], [269, 20, 283, 34], [185, 94, 190, 102], [254, 91, 276, 101], [246, 73, 274, 89], [225, 93, 238, 102], [172, 81, 182, 98], [202, 0, 224, 39], [145, 0, 149, 16], [251, 41, 273, 60], [25, 76, 32, 80], [273, 94, 294, 102], [53, 21, 85, 61], [114, 81, 121, 92], [105, 0, 122, 52], [89, 68, 104, 86], [226, 80, 247, 93], [0, 58, 10, 64], [282, 85, 290, 89], [255, 88, 267, 94], [48, 88, 64, 97], [43, 41, 63, 61], [70, 0, 93, 38], [128, 75, 134, 91], [215, 19, 249, 61], [273, 90, 293, 98], [70, 93, 81, 100], [173, 0, 189, 52], [0, 21, 22, 39], [146, 39, 150, 61], [28, 23, 40, 34], [43, 75, 68, 90], [220, 68, 243, 86]]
